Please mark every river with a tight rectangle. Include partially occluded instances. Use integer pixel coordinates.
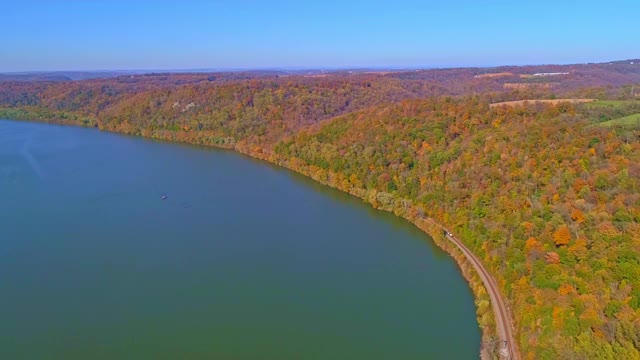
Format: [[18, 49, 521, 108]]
[[0, 119, 480, 359]]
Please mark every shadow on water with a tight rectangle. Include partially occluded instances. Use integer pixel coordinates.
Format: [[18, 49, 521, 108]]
[[274, 167, 451, 257], [122, 128, 452, 261]]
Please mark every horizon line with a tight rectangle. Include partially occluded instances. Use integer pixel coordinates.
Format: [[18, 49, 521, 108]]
[[2, 58, 639, 75]]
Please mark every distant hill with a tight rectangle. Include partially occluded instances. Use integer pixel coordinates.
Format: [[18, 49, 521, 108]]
[[0, 73, 72, 82], [0, 71, 133, 82], [3, 59, 639, 84]]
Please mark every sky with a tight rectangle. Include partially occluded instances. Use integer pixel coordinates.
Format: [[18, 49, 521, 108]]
[[1, 0, 638, 72]]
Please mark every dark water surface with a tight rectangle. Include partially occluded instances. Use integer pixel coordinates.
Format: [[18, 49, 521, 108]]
[[0, 119, 480, 359]]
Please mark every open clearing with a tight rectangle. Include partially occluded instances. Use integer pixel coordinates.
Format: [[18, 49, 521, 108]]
[[474, 72, 513, 79], [490, 99, 595, 108], [584, 100, 638, 108], [596, 113, 640, 127]]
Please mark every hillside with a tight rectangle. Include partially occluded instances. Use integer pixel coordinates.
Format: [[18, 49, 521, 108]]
[[1, 61, 639, 359], [275, 99, 640, 358]]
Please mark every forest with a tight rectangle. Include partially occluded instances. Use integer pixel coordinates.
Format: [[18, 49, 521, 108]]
[[1, 60, 639, 359]]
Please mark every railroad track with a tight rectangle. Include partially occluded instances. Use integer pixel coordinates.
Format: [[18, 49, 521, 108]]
[[427, 218, 519, 360]]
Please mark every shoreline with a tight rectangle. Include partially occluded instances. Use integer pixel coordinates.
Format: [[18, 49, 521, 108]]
[[0, 114, 518, 359]]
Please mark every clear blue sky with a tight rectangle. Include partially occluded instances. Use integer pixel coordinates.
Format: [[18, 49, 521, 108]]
[[1, 0, 638, 71]]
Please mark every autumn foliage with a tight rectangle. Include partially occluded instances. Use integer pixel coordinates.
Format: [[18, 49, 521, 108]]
[[553, 226, 571, 247], [1, 66, 639, 359]]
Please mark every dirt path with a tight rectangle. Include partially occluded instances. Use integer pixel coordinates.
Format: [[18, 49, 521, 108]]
[[427, 218, 520, 360]]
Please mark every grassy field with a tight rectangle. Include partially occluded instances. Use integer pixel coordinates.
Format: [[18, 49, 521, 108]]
[[583, 100, 635, 108], [579, 100, 640, 128], [596, 113, 640, 127], [490, 98, 594, 108]]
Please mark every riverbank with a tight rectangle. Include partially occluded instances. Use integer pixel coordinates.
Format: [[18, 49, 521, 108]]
[[0, 111, 516, 359]]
